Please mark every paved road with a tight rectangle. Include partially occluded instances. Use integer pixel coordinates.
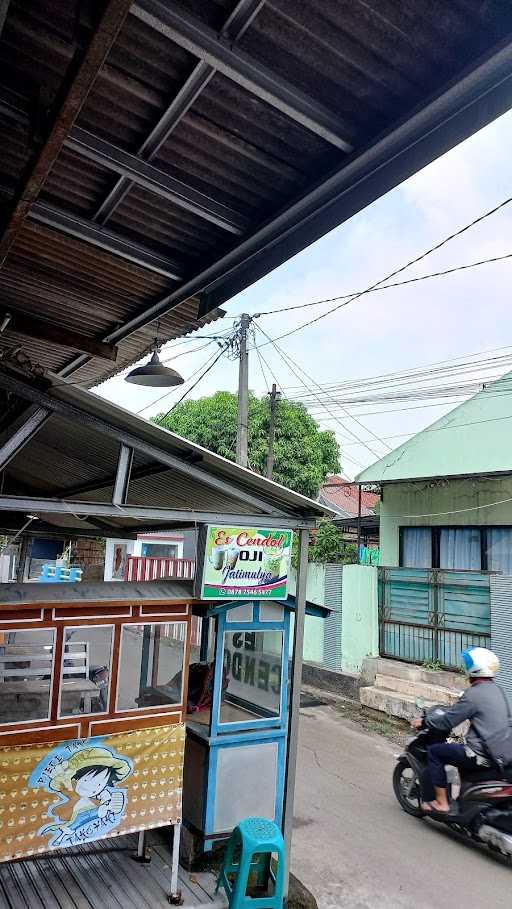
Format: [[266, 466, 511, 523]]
[[291, 704, 511, 909]]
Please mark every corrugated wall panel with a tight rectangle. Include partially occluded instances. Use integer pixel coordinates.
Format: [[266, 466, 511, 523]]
[[491, 575, 512, 701], [323, 564, 343, 670]]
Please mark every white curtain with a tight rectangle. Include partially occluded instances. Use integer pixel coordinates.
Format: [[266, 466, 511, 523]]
[[401, 528, 432, 568], [440, 528, 481, 570], [487, 528, 512, 574]]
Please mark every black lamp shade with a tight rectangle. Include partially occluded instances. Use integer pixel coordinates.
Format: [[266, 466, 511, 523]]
[[125, 350, 184, 387]]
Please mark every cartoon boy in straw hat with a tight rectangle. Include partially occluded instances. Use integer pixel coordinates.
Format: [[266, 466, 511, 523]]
[[32, 744, 132, 847]]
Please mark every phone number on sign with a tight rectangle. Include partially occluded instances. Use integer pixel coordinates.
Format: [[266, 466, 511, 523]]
[[218, 587, 276, 596]]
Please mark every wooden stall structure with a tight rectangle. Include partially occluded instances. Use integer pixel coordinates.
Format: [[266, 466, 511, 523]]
[[0, 368, 330, 904], [0, 581, 199, 898]]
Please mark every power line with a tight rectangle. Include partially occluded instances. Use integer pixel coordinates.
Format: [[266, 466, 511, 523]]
[[159, 345, 229, 420], [251, 194, 512, 346], [318, 406, 512, 445], [136, 345, 225, 415], [253, 326, 365, 468], [254, 338, 271, 393], [255, 323, 392, 455], [377, 495, 512, 520], [295, 378, 512, 407], [255, 345, 285, 397], [161, 340, 216, 363], [252, 323, 371, 469], [252, 251, 512, 319], [282, 350, 512, 397]]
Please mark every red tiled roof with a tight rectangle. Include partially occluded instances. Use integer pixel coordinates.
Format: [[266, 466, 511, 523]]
[[319, 475, 379, 517]]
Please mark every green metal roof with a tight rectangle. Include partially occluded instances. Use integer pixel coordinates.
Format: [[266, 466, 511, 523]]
[[356, 371, 512, 484]]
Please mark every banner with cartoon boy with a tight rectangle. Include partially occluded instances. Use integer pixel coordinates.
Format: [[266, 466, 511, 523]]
[[0, 723, 184, 863]]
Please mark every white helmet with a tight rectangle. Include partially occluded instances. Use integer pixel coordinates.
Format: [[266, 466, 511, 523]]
[[461, 647, 499, 678]]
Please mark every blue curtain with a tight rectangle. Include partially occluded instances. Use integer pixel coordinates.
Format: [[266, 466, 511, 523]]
[[401, 528, 432, 568], [487, 528, 512, 575], [440, 528, 481, 570]]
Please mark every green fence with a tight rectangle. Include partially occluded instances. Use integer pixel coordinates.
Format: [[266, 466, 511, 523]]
[[378, 567, 491, 669]]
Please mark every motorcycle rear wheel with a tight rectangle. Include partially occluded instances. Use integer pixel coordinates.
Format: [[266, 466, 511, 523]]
[[393, 761, 426, 817]]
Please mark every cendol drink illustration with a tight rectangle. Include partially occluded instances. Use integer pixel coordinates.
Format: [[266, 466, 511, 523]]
[[264, 549, 285, 580], [210, 545, 225, 570], [201, 526, 293, 599], [226, 546, 240, 569]]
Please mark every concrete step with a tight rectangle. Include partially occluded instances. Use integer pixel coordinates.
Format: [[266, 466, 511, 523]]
[[363, 656, 466, 693], [360, 685, 437, 720], [374, 673, 462, 706]]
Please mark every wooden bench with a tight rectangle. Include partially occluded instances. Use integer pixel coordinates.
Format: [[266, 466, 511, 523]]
[[0, 642, 101, 717]]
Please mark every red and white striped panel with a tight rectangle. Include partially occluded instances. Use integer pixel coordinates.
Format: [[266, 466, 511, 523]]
[[125, 557, 196, 582]]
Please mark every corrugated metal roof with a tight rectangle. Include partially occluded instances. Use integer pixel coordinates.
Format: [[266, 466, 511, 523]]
[[0, 370, 332, 535], [319, 475, 379, 517], [0, 578, 196, 605], [0, 1, 511, 387]]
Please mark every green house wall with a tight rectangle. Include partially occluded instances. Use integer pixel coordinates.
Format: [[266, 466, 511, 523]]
[[380, 475, 512, 565]]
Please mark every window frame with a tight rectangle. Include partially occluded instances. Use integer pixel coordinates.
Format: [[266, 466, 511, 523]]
[[218, 628, 285, 727], [398, 525, 512, 571], [0, 628, 57, 727], [210, 608, 290, 737], [115, 620, 187, 714], [57, 623, 115, 720]]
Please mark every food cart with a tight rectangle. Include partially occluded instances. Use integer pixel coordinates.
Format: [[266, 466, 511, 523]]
[[0, 371, 330, 906]]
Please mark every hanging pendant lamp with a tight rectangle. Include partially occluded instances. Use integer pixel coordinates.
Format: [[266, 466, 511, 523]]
[[125, 344, 184, 387]]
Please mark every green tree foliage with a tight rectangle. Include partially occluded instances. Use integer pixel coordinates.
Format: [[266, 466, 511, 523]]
[[292, 520, 358, 566], [309, 520, 358, 564], [153, 390, 340, 499]]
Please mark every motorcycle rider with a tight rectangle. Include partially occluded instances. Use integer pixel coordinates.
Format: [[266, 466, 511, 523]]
[[410, 647, 509, 813]]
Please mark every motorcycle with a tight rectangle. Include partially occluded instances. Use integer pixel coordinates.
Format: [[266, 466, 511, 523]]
[[393, 702, 512, 860]]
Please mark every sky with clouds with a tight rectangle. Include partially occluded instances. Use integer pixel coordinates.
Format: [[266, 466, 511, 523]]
[[98, 106, 512, 480]]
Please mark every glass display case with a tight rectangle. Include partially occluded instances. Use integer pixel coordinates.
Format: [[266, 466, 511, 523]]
[[183, 600, 290, 852]]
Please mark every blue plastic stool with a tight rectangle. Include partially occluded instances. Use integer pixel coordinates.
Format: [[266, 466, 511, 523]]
[[216, 817, 285, 908]]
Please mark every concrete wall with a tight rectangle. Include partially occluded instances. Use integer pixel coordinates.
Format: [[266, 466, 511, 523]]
[[380, 475, 512, 566], [288, 563, 326, 663], [341, 565, 378, 674], [289, 613, 325, 663]]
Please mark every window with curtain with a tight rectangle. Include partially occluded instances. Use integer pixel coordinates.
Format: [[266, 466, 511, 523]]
[[439, 528, 481, 570], [487, 528, 512, 575], [401, 528, 432, 568]]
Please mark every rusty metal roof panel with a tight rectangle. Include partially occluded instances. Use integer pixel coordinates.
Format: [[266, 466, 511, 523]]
[[40, 147, 117, 217], [0, 0, 511, 388], [108, 184, 232, 261], [79, 13, 197, 151]]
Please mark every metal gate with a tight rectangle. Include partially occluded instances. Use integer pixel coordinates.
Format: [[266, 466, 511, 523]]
[[378, 567, 491, 669]]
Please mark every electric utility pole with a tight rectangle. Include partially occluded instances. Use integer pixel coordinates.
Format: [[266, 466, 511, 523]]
[[266, 383, 281, 479], [236, 313, 251, 468]]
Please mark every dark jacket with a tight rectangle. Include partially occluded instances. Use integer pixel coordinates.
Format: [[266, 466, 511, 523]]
[[426, 680, 510, 757]]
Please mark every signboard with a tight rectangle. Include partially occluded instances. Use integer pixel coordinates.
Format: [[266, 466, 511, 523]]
[[197, 526, 293, 600], [0, 723, 184, 863]]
